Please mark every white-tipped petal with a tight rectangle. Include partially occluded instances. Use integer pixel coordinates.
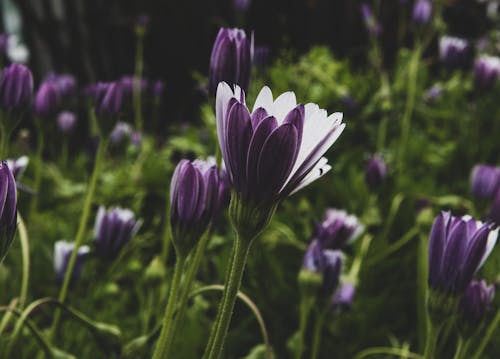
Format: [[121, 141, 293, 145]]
[[93, 206, 106, 239], [289, 158, 331, 195], [478, 227, 499, 270], [253, 86, 273, 112], [272, 91, 297, 123]]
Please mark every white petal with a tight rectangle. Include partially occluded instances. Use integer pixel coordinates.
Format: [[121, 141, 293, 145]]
[[289, 158, 331, 195], [253, 86, 273, 112], [93, 206, 106, 239], [478, 227, 498, 270], [271, 91, 297, 123]]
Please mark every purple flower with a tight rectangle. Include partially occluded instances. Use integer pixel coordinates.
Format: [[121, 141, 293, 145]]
[[470, 164, 500, 199], [34, 82, 60, 118], [365, 154, 387, 189], [0, 64, 33, 111], [50, 74, 77, 99], [6, 156, 29, 180], [303, 240, 343, 297], [428, 211, 498, 295], [54, 241, 90, 284], [0, 161, 17, 263], [474, 55, 500, 90], [94, 206, 141, 260], [234, 0, 251, 14], [412, 0, 432, 25], [424, 84, 443, 102], [209, 28, 253, 94], [361, 3, 382, 36], [130, 132, 142, 147], [439, 36, 470, 70], [459, 280, 495, 332], [170, 158, 219, 255], [110, 122, 133, 145], [332, 282, 356, 311], [315, 208, 364, 249], [216, 83, 344, 209], [96, 82, 124, 116], [57, 111, 77, 134], [152, 80, 165, 98]]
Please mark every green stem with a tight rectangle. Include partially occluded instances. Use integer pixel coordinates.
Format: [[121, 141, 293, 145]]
[[0, 120, 7, 158], [416, 234, 428, 353], [152, 253, 186, 359], [398, 46, 421, 172], [162, 230, 211, 358], [471, 307, 500, 359], [452, 337, 469, 359], [203, 234, 252, 359], [296, 296, 313, 359], [49, 138, 107, 341], [354, 347, 423, 359], [29, 121, 44, 218], [423, 320, 442, 359], [161, 198, 172, 265], [133, 33, 144, 132], [310, 310, 326, 359]]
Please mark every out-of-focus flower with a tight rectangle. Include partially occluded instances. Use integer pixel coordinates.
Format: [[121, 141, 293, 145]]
[[0, 162, 17, 263], [6, 35, 29, 63], [315, 209, 364, 249], [57, 111, 77, 134], [428, 211, 498, 295], [6, 156, 28, 180], [110, 122, 133, 145], [216, 83, 344, 224], [94, 206, 141, 260], [47, 73, 77, 99], [120, 75, 148, 99], [412, 0, 432, 25], [234, 0, 251, 14], [130, 132, 142, 147], [253, 46, 271, 67], [0, 63, 33, 111], [470, 164, 500, 199], [152, 80, 165, 98], [365, 154, 387, 189], [361, 3, 382, 36], [425, 84, 443, 102], [34, 82, 60, 118], [331, 282, 356, 311], [54, 240, 90, 284], [439, 36, 470, 69], [96, 82, 124, 116], [458, 280, 495, 335], [474, 55, 500, 90], [170, 158, 219, 255], [209, 28, 253, 94]]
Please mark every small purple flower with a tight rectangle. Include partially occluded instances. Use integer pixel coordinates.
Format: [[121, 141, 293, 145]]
[[412, 0, 432, 25], [216, 83, 344, 209], [0, 161, 17, 263], [96, 82, 124, 116], [51, 74, 77, 99], [361, 3, 382, 36], [459, 280, 495, 331], [209, 28, 254, 94], [470, 164, 500, 199], [439, 36, 470, 70], [428, 211, 498, 295], [303, 240, 343, 297], [0, 64, 33, 111], [170, 158, 219, 255], [331, 282, 356, 311], [94, 206, 141, 260], [315, 209, 364, 249], [54, 241, 90, 284], [425, 84, 443, 102], [34, 82, 60, 118], [365, 154, 387, 189], [110, 122, 133, 145], [474, 55, 500, 90], [6, 156, 29, 180], [57, 111, 77, 134]]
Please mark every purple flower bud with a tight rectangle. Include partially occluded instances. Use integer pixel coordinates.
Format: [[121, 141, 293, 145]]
[[332, 282, 356, 311], [365, 154, 387, 189], [424, 84, 443, 102], [315, 208, 364, 249], [57, 111, 77, 134], [170, 158, 219, 255], [412, 0, 432, 25], [428, 211, 498, 295], [51, 74, 77, 99], [110, 122, 133, 145], [459, 280, 494, 333], [152, 80, 165, 98], [96, 82, 125, 116], [0, 161, 17, 263], [490, 190, 500, 226], [0, 64, 33, 111], [470, 164, 500, 199], [130, 131, 142, 147], [439, 36, 470, 70], [0, 34, 9, 56], [234, 0, 251, 14], [6, 156, 29, 180], [303, 240, 343, 297], [34, 82, 60, 118], [361, 3, 382, 36], [54, 241, 90, 284], [474, 55, 500, 91], [94, 206, 141, 260], [209, 28, 254, 94]]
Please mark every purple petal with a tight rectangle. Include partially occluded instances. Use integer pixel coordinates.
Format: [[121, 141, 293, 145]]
[[459, 225, 490, 290], [441, 220, 468, 291], [428, 212, 447, 287], [250, 107, 269, 129]]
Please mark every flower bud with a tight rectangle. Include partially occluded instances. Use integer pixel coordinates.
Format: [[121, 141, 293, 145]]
[[314, 209, 364, 249], [54, 240, 90, 284], [474, 55, 500, 91], [0, 63, 33, 111], [94, 206, 141, 260], [209, 28, 253, 94], [95, 82, 125, 136], [110, 122, 133, 146], [0, 161, 17, 263], [470, 164, 500, 199], [439, 36, 470, 70], [170, 158, 219, 256], [458, 280, 494, 337], [361, 3, 382, 36], [234, 0, 251, 14], [57, 111, 77, 134], [331, 282, 356, 312], [412, 0, 432, 25], [365, 154, 387, 189], [152, 80, 165, 98], [34, 82, 60, 118]]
